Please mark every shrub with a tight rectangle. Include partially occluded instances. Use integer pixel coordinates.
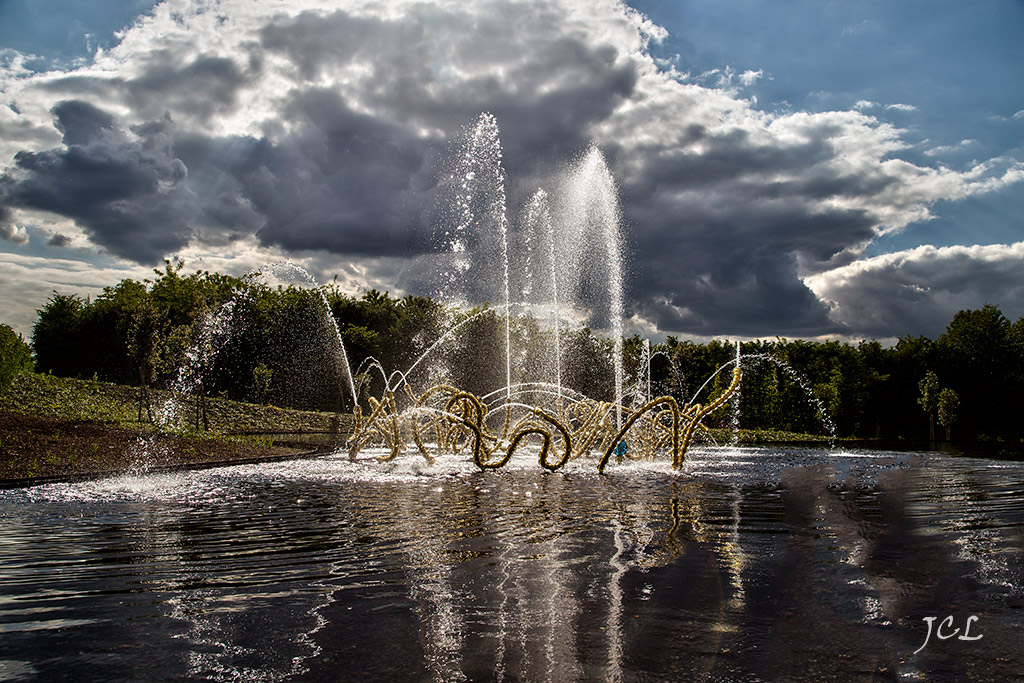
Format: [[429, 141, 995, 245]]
[[0, 324, 34, 392]]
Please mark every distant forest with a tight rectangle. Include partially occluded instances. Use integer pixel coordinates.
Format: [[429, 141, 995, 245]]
[[7, 260, 1024, 443]]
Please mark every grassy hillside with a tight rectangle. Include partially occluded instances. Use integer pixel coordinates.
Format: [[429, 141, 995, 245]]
[[1, 372, 851, 483], [0, 372, 351, 434], [0, 373, 351, 482]]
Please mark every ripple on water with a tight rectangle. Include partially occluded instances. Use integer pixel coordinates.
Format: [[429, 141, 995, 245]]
[[1, 446, 1022, 680]]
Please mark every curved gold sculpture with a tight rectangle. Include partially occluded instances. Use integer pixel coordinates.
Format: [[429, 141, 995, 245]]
[[346, 366, 741, 472]]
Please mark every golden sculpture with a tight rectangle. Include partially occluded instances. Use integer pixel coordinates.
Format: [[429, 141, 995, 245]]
[[346, 366, 741, 472]]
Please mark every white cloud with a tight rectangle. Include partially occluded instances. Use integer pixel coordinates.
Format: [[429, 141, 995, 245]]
[[924, 138, 978, 157], [0, 222, 28, 245], [738, 69, 765, 86], [885, 103, 917, 113], [805, 242, 1024, 337]]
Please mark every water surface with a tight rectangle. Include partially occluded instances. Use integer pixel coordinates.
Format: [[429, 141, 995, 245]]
[[1, 447, 1022, 681]]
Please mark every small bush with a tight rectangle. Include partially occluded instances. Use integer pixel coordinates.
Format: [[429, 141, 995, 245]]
[[0, 324, 34, 393]]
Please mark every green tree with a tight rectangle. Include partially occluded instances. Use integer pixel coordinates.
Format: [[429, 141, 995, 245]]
[[252, 362, 274, 405], [127, 297, 163, 422], [886, 335, 936, 439], [937, 388, 959, 441], [855, 340, 891, 439], [0, 324, 33, 392], [918, 371, 941, 443], [33, 293, 87, 378], [937, 305, 1014, 438]]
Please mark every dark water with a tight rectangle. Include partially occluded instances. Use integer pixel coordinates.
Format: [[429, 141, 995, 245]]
[[1, 447, 1022, 682]]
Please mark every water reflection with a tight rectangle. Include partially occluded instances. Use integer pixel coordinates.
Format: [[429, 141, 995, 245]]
[[1, 448, 1023, 680]]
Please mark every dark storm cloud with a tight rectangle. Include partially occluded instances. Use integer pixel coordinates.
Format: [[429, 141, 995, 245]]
[[0, 100, 194, 262], [613, 126, 832, 190], [641, 252, 833, 337], [2, 4, 643, 267], [0, 93, 442, 262], [40, 52, 257, 124], [259, 7, 638, 187], [606, 117, 884, 335], [46, 233, 71, 247], [124, 53, 255, 121], [2, 0, 1020, 339], [51, 100, 116, 145], [231, 88, 438, 255], [626, 223, 840, 337]]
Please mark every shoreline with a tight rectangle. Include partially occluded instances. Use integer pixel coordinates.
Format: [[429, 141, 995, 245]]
[[4, 408, 1021, 489], [0, 412, 339, 487]]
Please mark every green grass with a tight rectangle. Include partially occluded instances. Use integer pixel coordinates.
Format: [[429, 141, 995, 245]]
[[0, 372, 351, 435], [2, 372, 844, 446], [706, 427, 848, 444]]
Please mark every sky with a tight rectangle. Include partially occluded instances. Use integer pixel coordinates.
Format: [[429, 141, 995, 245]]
[[0, 0, 1022, 343]]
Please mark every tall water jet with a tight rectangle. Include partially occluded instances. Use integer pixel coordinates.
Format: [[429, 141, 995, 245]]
[[729, 340, 742, 446], [442, 113, 512, 399], [642, 338, 652, 404], [562, 146, 626, 428], [523, 188, 562, 403], [253, 261, 358, 411], [345, 114, 745, 471]]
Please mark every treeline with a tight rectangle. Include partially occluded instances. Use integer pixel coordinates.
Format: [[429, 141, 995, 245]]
[[12, 261, 1024, 441], [651, 310, 1024, 442]]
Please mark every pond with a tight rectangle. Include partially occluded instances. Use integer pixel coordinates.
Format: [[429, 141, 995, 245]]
[[1, 447, 1022, 681]]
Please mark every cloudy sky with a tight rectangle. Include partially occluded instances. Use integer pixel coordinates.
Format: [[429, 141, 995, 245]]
[[1, 0, 1021, 342]]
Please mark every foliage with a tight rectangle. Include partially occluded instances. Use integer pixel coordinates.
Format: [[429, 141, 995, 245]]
[[252, 362, 274, 405], [0, 372, 343, 434], [918, 370, 941, 441], [19, 262, 1024, 441], [935, 304, 1019, 439], [0, 324, 34, 392], [937, 387, 959, 440], [32, 260, 245, 387]]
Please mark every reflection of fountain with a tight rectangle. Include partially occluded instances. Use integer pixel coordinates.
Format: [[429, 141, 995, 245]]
[[375, 470, 711, 681]]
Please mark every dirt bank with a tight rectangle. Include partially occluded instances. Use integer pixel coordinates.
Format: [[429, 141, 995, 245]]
[[0, 412, 316, 485]]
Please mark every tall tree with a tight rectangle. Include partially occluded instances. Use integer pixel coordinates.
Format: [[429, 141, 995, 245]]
[[32, 293, 86, 378], [937, 388, 959, 441], [937, 305, 1013, 438], [127, 297, 163, 422], [0, 324, 33, 392], [918, 371, 941, 444]]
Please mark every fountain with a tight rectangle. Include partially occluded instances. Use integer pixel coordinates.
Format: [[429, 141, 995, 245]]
[[113, 113, 742, 475], [561, 146, 628, 429], [343, 114, 741, 472], [119, 112, 742, 474], [521, 188, 562, 403], [441, 113, 513, 400]]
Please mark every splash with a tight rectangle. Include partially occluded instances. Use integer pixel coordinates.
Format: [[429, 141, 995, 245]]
[[561, 146, 626, 428], [441, 113, 513, 400]]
